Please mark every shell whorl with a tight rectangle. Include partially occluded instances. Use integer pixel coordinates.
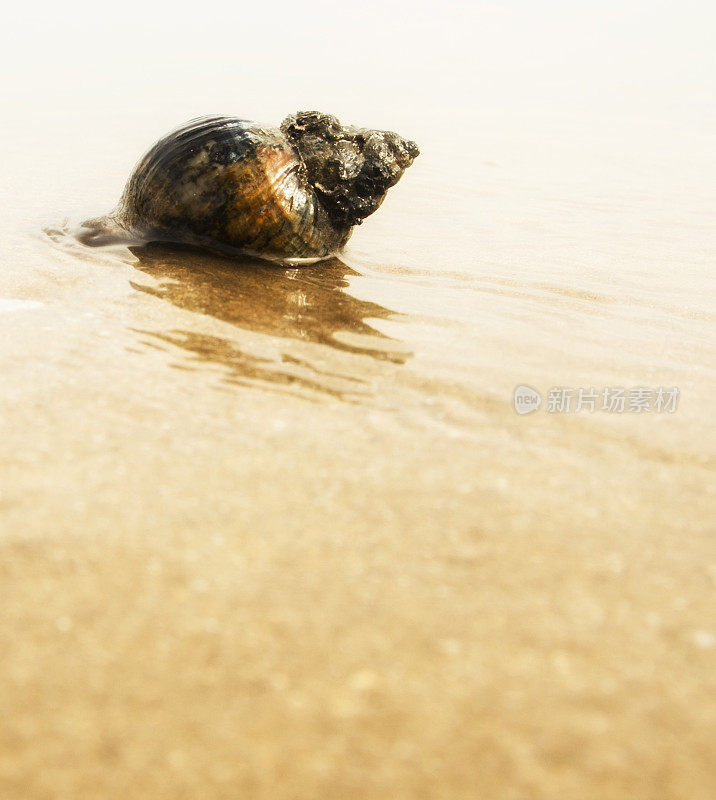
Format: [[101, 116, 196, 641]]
[[114, 113, 419, 263], [281, 111, 420, 228]]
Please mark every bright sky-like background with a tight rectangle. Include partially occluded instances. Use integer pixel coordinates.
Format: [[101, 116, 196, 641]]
[[2, 0, 714, 128]]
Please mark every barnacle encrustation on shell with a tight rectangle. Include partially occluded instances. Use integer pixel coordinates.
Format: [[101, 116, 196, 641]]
[[83, 111, 419, 265]]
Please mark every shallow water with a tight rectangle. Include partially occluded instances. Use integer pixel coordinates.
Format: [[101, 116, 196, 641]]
[[1, 4, 715, 796]]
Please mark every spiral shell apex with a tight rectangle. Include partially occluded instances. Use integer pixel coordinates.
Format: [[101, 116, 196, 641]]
[[107, 111, 419, 264]]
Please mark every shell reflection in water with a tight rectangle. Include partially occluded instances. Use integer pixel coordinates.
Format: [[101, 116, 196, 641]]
[[128, 243, 411, 400]]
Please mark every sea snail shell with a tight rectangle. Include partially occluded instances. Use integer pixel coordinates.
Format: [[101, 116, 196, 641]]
[[102, 111, 419, 265]]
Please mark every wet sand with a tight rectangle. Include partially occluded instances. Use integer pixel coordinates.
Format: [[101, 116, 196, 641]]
[[1, 5, 715, 795]]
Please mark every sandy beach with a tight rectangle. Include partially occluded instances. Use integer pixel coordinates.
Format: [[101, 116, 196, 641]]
[[1, 2, 715, 797]]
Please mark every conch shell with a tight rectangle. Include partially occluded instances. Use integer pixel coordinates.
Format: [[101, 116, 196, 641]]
[[87, 111, 419, 265]]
